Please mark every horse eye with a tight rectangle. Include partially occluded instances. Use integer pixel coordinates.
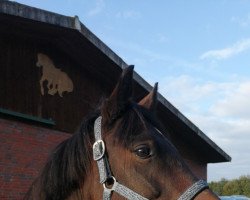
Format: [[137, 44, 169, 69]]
[[134, 145, 152, 159]]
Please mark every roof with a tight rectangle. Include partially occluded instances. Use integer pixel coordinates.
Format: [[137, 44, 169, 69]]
[[0, 0, 231, 163]]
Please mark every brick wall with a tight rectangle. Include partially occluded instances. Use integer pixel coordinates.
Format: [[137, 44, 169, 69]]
[[0, 118, 70, 200]]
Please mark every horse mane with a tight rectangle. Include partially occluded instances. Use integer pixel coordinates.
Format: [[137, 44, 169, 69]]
[[25, 111, 99, 200]]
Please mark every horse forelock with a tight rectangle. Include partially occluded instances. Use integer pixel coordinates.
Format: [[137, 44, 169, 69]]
[[106, 102, 162, 147]]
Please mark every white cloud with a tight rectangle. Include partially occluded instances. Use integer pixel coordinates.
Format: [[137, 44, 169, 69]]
[[87, 0, 105, 17], [200, 114, 250, 181], [200, 38, 250, 60], [159, 75, 228, 113], [211, 81, 250, 119], [159, 75, 250, 181], [116, 10, 141, 19], [231, 14, 250, 27]]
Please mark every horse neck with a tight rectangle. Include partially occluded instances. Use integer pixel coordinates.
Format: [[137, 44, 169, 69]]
[[78, 162, 104, 200], [41, 62, 52, 73], [162, 160, 219, 200]]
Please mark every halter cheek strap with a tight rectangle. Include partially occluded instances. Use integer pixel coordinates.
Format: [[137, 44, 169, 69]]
[[93, 116, 209, 200], [93, 116, 148, 200]]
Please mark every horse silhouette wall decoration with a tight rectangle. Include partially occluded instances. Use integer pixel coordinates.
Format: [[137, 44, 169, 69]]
[[36, 53, 74, 97], [25, 66, 219, 200]]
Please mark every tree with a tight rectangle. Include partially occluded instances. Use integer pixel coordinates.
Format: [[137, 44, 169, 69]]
[[209, 175, 250, 197]]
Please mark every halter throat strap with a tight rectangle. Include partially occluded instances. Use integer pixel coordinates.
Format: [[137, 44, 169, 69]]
[[92, 116, 209, 200]]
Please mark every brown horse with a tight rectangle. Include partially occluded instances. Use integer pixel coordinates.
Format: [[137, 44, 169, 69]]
[[25, 66, 219, 200]]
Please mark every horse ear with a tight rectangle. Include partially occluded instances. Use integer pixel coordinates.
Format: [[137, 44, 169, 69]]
[[101, 65, 134, 124], [138, 82, 158, 112]]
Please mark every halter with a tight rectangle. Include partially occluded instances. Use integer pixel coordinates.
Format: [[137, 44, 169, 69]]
[[92, 116, 209, 200]]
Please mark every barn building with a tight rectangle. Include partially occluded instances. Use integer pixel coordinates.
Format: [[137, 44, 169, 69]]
[[0, 1, 231, 199]]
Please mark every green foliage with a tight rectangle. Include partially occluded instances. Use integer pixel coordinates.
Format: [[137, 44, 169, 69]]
[[209, 175, 250, 197]]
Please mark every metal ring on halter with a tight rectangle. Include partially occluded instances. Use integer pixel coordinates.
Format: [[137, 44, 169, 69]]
[[103, 176, 117, 192]]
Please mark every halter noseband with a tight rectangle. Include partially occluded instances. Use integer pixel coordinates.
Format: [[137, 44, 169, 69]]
[[92, 116, 209, 200]]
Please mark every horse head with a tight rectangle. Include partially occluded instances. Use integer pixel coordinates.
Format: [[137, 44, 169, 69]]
[[36, 53, 45, 68], [25, 66, 219, 200]]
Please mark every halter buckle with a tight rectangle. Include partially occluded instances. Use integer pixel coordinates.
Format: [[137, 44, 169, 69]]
[[93, 140, 106, 161]]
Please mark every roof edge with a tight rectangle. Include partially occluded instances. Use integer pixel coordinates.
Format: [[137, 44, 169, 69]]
[[0, 0, 231, 162]]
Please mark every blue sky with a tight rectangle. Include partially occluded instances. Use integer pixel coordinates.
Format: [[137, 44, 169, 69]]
[[14, 0, 250, 182]]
